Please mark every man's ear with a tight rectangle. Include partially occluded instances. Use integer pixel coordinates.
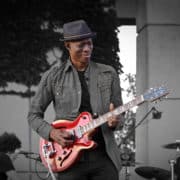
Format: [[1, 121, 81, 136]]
[[65, 42, 70, 50]]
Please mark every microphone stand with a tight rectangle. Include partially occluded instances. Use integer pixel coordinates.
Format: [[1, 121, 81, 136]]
[[118, 106, 155, 147], [22, 153, 50, 180], [118, 107, 155, 180], [169, 159, 176, 180]]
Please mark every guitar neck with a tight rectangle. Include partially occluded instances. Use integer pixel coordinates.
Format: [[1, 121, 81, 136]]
[[82, 95, 144, 133]]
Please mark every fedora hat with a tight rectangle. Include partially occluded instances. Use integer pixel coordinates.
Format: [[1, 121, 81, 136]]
[[60, 20, 96, 41]]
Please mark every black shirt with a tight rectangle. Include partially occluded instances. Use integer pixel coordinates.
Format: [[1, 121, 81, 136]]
[[77, 71, 106, 153], [78, 71, 92, 114]]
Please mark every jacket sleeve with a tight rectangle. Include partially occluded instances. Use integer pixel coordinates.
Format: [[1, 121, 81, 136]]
[[111, 68, 123, 108], [27, 70, 53, 140]]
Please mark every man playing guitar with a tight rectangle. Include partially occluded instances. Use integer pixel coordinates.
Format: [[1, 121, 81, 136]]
[[28, 19, 123, 180]]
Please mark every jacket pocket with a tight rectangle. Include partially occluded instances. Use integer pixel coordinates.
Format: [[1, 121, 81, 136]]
[[54, 85, 77, 114]]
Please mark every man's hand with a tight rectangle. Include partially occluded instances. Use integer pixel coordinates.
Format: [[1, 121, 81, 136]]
[[107, 103, 119, 128], [50, 128, 74, 148]]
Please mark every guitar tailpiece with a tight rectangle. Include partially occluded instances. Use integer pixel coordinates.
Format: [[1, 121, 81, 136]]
[[43, 143, 56, 158]]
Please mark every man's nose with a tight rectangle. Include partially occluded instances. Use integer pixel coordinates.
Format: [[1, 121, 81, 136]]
[[83, 44, 92, 51]]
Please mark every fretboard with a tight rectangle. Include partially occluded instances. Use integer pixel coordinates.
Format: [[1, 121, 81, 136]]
[[81, 95, 144, 134]]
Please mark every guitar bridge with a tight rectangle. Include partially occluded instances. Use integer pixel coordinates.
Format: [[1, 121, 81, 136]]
[[43, 142, 56, 158]]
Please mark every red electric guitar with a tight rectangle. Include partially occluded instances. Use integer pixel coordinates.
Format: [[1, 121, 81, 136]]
[[39, 86, 169, 172]]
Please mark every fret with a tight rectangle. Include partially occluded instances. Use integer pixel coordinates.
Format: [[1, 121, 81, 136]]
[[88, 122, 92, 129], [89, 121, 94, 129], [130, 99, 136, 107], [96, 118, 100, 125], [113, 108, 120, 115], [92, 120, 96, 128], [93, 118, 101, 128], [120, 105, 125, 112], [84, 125, 87, 132], [87, 123, 91, 130], [80, 126, 84, 134], [105, 112, 112, 118], [128, 100, 134, 108], [85, 124, 89, 132], [99, 117, 102, 123], [127, 100, 134, 109], [138, 95, 143, 104], [123, 103, 129, 111], [99, 116, 105, 126], [82, 126, 86, 134], [89, 122, 92, 129], [94, 119, 99, 128]]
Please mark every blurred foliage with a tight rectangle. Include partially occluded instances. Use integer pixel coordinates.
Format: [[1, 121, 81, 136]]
[[121, 73, 136, 98], [0, 0, 123, 97], [115, 73, 136, 166]]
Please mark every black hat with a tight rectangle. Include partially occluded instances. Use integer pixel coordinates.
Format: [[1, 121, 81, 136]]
[[60, 20, 96, 41]]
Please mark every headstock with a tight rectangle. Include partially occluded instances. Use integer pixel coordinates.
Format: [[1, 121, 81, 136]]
[[143, 86, 169, 102]]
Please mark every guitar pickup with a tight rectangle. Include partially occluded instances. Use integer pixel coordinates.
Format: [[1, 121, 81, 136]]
[[69, 130, 76, 141]]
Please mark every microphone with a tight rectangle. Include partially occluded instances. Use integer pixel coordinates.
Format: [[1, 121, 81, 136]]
[[152, 107, 162, 119]]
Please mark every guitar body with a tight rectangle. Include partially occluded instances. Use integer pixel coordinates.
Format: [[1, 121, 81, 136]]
[[39, 112, 96, 172]]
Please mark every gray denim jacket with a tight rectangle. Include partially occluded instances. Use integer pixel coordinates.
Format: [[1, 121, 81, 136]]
[[28, 59, 123, 171]]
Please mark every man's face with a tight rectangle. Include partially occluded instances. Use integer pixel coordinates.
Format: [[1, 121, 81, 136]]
[[66, 38, 93, 63]]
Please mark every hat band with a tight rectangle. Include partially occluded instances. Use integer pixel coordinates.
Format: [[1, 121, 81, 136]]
[[64, 32, 93, 39]]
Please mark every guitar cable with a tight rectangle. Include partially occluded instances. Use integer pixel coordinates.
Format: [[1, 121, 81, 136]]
[[45, 152, 57, 180], [35, 157, 50, 180]]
